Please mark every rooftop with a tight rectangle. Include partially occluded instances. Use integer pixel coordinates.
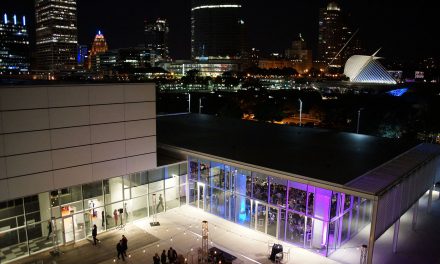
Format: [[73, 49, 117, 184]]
[[157, 114, 415, 187]]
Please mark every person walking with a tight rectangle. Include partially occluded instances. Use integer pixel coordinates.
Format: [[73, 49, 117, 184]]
[[116, 240, 125, 261], [46, 220, 52, 240], [157, 194, 164, 212], [153, 253, 160, 264], [121, 235, 128, 257], [92, 224, 100, 245], [161, 249, 167, 264], [168, 247, 177, 263]]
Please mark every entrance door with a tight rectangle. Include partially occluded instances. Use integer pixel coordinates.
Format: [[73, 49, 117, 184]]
[[197, 183, 206, 210], [255, 202, 266, 233], [63, 216, 74, 244], [267, 206, 279, 238]]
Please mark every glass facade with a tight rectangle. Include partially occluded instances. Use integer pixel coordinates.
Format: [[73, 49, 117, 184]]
[[0, 162, 186, 263], [188, 156, 372, 256]]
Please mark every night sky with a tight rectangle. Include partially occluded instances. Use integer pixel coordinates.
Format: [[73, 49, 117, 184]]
[[1, 0, 438, 60]]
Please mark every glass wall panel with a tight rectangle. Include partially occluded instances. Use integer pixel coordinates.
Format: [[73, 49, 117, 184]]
[[225, 165, 234, 192], [165, 183, 180, 211], [104, 177, 124, 204], [189, 181, 197, 207], [130, 196, 148, 221], [0, 227, 28, 262], [210, 162, 225, 189], [82, 182, 104, 215], [288, 182, 307, 213], [235, 195, 251, 228], [58, 186, 82, 206], [211, 188, 225, 218], [253, 172, 268, 202], [199, 159, 210, 183], [269, 177, 287, 207], [149, 168, 164, 183], [166, 164, 180, 179], [130, 172, 149, 198], [105, 202, 124, 229], [150, 191, 165, 214], [189, 157, 199, 181], [179, 162, 188, 176], [235, 169, 251, 196], [306, 186, 315, 216], [286, 211, 306, 244]]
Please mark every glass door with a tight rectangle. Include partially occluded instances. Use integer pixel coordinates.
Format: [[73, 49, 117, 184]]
[[63, 216, 74, 244], [73, 213, 86, 241], [255, 202, 266, 233], [197, 183, 205, 210], [267, 206, 279, 238]]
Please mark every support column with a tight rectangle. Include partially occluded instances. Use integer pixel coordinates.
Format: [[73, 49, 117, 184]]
[[412, 200, 419, 231], [367, 199, 378, 264], [392, 219, 400, 253], [428, 185, 433, 214]]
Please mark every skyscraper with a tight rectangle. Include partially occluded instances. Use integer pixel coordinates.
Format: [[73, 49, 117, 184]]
[[144, 18, 169, 65], [191, 0, 246, 59], [318, 2, 349, 68], [88, 30, 108, 71], [35, 0, 78, 72], [0, 14, 30, 74]]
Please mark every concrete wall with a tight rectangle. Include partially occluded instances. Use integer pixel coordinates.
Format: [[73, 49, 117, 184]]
[[0, 83, 157, 202]]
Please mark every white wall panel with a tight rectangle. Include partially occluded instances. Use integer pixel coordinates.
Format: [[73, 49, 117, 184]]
[[126, 137, 156, 156], [52, 146, 92, 169], [125, 119, 155, 138], [0, 87, 48, 110], [91, 123, 124, 143], [92, 141, 125, 163], [49, 106, 90, 128], [53, 165, 93, 189], [2, 109, 49, 133], [51, 126, 91, 149], [89, 85, 124, 104], [124, 84, 155, 102], [6, 151, 52, 177], [48, 86, 89, 107], [7, 172, 53, 198], [90, 104, 124, 124], [125, 102, 155, 121], [4, 130, 51, 156], [127, 153, 156, 173], [0, 179, 8, 202], [0, 158, 6, 180], [92, 158, 126, 181]]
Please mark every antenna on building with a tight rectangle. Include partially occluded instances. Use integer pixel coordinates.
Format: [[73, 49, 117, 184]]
[[327, 28, 359, 69]]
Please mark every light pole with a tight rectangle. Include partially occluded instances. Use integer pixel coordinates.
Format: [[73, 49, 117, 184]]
[[188, 93, 191, 113], [298, 98, 303, 126], [199, 97, 203, 114], [356, 108, 363, 134]]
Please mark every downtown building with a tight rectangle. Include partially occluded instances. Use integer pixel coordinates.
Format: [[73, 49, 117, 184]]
[[35, 0, 78, 73], [0, 14, 30, 75], [144, 18, 170, 66], [318, 2, 360, 69], [191, 0, 246, 59]]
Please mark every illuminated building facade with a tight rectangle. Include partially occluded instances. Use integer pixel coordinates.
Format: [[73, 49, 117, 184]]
[[35, 0, 78, 72], [77, 45, 88, 67], [88, 31, 108, 71], [0, 14, 30, 74], [144, 18, 169, 65], [318, 2, 350, 68], [285, 34, 312, 68], [191, 0, 246, 59]]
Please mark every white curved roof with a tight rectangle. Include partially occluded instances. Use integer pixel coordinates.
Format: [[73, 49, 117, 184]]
[[344, 55, 396, 84]]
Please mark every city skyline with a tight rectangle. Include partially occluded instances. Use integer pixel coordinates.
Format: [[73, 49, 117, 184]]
[[0, 0, 438, 60]]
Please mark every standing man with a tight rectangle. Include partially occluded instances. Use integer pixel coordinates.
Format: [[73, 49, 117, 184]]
[[46, 220, 52, 240], [121, 235, 128, 257], [92, 224, 100, 245], [116, 240, 125, 261]]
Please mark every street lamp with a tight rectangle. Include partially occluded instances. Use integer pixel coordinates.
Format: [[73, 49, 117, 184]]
[[188, 93, 191, 113], [356, 108, 363, 134], [298, 98, 303, 126], [199, 97, 203, 114]]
